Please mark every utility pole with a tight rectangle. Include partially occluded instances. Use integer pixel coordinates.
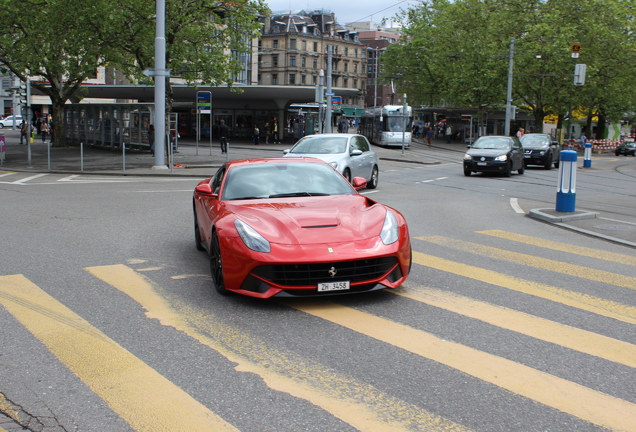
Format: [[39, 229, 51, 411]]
[[152, 0, 168, 170], [325, 45, 333, 133], [317, 69, 325, 133], [504, 38, 514, 137]]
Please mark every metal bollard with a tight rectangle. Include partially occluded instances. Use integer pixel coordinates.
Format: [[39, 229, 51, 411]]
[[583, 142, 592, 168], [556, 150, 577, 213]]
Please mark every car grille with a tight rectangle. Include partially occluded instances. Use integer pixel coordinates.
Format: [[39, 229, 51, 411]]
[[252, 257, 398, 287]]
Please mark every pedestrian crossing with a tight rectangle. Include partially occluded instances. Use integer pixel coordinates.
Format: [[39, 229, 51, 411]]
[[0, 171, 134, 185], [0, 231, 634, 431]]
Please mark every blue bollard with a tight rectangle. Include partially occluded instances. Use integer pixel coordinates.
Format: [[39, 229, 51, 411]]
[[556, 150, 578, 213], [583, 142, 592, 168]]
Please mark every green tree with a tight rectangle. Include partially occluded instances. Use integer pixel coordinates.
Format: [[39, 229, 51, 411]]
[[0, 0, 115, 146]]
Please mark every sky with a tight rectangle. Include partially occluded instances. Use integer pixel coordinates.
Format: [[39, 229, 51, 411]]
[[264, 0, 421, 26]]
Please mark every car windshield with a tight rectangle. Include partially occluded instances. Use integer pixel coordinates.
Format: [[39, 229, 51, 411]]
[[290, 137, 348, 154], [222, 162, 355, 200], [471, 137, 511, 150], [521, 135, 550, 147]]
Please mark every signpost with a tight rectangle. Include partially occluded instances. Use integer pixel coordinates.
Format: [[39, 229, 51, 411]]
[[196, 91, 211, 155]]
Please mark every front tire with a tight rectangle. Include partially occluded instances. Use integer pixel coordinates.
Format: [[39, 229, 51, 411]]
[[518, 163, 525, 175], [464, 168, 471, 176], [544, 155, 552, 170], [343, 168, 352, 183], [210, 231, 229, 295], [367, 166, 379, 189], [504, 162, 512, 177]]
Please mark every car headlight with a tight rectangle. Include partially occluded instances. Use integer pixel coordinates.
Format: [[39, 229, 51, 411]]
[[463, 154, 472, 160], [539, 151, 546, 155], [380, 210, 399, 245], [494, 154, 508, 161], [235, 219, 270, 253]]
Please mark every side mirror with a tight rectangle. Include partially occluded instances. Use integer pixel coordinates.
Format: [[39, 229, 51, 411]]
[[195, 184, 217, 197], [283, 149, 290, 154], [351, 177, 367, 190], [350, 149, 363, 156], [467, 145, 472, 149]]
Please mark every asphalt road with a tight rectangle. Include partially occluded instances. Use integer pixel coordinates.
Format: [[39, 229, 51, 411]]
[[1, 141, 635, 432]]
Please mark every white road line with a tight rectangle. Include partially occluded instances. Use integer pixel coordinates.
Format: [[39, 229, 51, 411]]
[[0, 172, 17, 178], [12, 174, 48, 184], [510, 197, 525, 214], [58, 175, 80, 182]]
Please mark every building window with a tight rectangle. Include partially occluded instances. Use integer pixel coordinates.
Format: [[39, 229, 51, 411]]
[[354, 63, 358, 73], [354, 79, 358, 88], [313, 75, 317, 85], [302, 40, 307, 50], [344, 78, 349, 88], [273, 40, 279, 49], [313, 59, 317, 69], [290, 39, 297, 49], [272, 74, 278, 85], [258, 74, 262, 84], [289, 74, 296, 85], [344, 62, 348, 72], [301, 57, 306, 68], [273, 55, 278, 67], [290, 56, 296, 67], [354, 48, 358, 58], [301, 74, 306, 85], [313, 41, 318, 51], [344, 47, 348, 56]]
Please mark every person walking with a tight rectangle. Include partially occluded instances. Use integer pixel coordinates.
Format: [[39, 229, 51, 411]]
[[219, 119, 229, 153], [148, 124, 155, 155], [426, 127, 434, 147], [253, 124, 260, 145], [516, 127, 524, 139], [273, 121, 280, 143], [445, 124, 452, 143], [19, 121, 27, 145], [264, 122, 271, 144], [579, 132, 587, 152], [40, 118, 50, 143]]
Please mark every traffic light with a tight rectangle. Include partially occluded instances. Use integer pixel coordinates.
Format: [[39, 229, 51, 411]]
[[18, 83, 27, 105], [511, 106, 518, 120]]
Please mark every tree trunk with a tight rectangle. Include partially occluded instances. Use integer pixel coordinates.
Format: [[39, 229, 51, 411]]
[[595, 113, 606, 139]]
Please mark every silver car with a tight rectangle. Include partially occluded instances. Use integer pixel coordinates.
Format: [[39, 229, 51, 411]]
[[283, 134, 379, 189]]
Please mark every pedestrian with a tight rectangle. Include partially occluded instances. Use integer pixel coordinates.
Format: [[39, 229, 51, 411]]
[[148, 124, 155, 155], [516, 128, 524, 139], [264, 122, 271, 144], [40, 118, 50, 143], [219, 119, 229, 153], [273, 121, 279, 143], [445, 124, 452, 143], [579, 132, 587, 152], [253, 124, 260, 145], [20, 121, 27, 145], [426, 127, 434, 147]]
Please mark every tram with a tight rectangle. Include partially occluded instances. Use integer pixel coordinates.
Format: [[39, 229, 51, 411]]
[[359, 105, 413, 147]]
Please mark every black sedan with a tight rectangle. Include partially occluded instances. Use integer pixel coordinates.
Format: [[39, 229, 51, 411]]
[[615, 142, 636, 156], [463, 136, 525, 177], [520, 133, 560, 169]]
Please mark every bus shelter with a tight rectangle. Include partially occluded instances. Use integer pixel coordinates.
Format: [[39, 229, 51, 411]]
[[64, 104, 154, 151]]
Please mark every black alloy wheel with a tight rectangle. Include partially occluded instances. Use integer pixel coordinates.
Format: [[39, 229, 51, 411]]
[[210, 231, 229, 295], [544, 154, 553, 170], [343, 168, 352, 183]]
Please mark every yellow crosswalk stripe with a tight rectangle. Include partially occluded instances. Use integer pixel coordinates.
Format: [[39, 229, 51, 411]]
[[0, 274, 240, 432], [87, 264, 473, 432], [477, 229, 636, 266], [418, 236, 636, 291], [286, 300, 636, 432], [411, 251, 636, 325], [394, 286, 636, 368]]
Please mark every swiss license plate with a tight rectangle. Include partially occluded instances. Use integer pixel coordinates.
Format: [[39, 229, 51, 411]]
[[524, 155, 531, 158], [477, 162, 487, 166], [317, 281, 350, 292]]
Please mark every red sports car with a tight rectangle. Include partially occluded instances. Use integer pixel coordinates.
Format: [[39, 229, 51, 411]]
[[192, 158, 411, 298]]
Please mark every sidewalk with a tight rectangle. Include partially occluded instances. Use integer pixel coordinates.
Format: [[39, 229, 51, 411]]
[[1, 129, 635, 249]]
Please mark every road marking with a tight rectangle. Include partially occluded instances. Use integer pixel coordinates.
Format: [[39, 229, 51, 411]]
[[410, 251, 636, 325], [0, 274, 240, 432], [10, 173, 47, 184], [477, 230, 636, 266], [58, 175, 80, 182], [287, 300, 636, 432], [418, 236, 636, 291], [0, 172, 17, 178], [509, 197, 525, 213], [417, 176, 448, 183], [87, 264, 472, 432], [394, 286, 636, 368]]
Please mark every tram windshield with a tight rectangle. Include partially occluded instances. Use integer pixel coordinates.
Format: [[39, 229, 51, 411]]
[[386, 116, 411, 132]]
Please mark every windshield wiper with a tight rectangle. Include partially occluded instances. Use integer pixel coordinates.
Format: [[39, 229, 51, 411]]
[[269, 192, 330, 198], [229, 196, 263, 200]]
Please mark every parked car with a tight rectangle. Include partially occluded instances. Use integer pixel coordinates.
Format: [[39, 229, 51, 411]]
[[0, 115, 23, 128], [520, 133, 561, 169], [192, 158, 411, 298], [615, 142, 636, 156], [463, 135, 525, 177], [283, 133, 379, 188]]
